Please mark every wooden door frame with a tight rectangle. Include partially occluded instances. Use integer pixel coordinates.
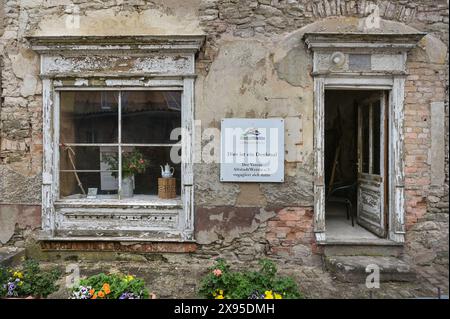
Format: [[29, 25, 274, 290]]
[[313, 76, 406, 244]]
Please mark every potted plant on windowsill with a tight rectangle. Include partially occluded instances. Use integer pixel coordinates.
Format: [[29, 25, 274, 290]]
[[1, 259, 61, 299], [103, 149, 150, 198]]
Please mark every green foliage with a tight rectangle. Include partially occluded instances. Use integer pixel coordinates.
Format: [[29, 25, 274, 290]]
[[71, 273, 149, 299], [198, 259, 303, 299], [0, 265, 9, 297], [0, 259, 61, 298], [20, 260, 61, 298], [103, 149, 150, 178]]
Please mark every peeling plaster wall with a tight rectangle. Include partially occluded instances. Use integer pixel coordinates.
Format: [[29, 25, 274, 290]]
[[195, 33, 315, 209], [0, 1, 448, 278]]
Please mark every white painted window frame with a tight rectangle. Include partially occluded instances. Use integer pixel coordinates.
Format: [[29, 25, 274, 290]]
[[29, 36, 204, 242], [304, 32, 424, 244], [314, 76, 405, 243]]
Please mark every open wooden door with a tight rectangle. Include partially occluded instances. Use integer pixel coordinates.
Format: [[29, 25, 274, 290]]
[[357, 92, 388, 237]]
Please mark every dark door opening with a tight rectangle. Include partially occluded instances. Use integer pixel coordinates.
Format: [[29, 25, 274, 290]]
[[324, 90, 389, 241]]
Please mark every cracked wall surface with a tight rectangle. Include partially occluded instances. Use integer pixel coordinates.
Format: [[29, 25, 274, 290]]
[[0, 1, 448, 279]]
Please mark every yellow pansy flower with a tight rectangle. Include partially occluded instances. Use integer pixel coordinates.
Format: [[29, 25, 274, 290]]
[[274, 293, 282, 299], [13, 272, 23, 279], [264, 290, 274, 299], [215, 295, 224, 299]]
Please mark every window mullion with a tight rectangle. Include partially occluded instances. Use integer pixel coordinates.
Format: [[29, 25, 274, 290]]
[[118, 91, 122, 200]]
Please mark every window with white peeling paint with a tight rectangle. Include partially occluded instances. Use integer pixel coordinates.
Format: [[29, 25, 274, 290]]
[[28, 35, 203, 241], [59, 90, 182, 200]]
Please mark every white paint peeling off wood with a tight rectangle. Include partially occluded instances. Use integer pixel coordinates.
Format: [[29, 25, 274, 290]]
[[31, 35, 204, 241], [41, 54, 194, 77], [182, 78, 195, 186], [105, 79, 144, 86], [181, 186, 194, 240], [391, 77, 406, 239], [306, 32, 421, 244], [144, 79, 184, 87], [356, 94, 386, 237], [42, 79, 54, 233], [74, 79, 89, 86], [180, 78, 195, 239], [313, 76, 326, 238]]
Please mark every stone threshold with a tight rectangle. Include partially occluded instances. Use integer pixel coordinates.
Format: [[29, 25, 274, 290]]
[[319, 238, 404, 246]]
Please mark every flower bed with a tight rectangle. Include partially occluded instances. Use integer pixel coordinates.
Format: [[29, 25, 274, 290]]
[[0, 259, 61, 299], [199, 259, 303, 299], [70, 273, 154, 299]]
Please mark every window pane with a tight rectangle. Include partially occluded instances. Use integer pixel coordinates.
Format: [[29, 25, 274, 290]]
[[121, 91, 181, 144], [120, 146, 181, 197], [60, 172, 119, 199], [60, 146, 118, 171], [60, 91, 119, 144], [361, 105, 370, 173], [372, 101, 381, 175]]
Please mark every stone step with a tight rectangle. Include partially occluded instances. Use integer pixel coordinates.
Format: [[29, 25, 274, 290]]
[[0, 247, 25, 267], [323, 244, 403, 257], [324, 256, 416, 283]]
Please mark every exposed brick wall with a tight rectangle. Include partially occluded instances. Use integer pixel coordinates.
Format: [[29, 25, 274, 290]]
[[403, 59, 446, 228], [266, 207, 314, 261], [403, 40, 448, 278], [40, 241, 198, 253]]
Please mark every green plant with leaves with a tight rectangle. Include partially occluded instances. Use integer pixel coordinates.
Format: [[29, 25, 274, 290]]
[[103, 149, 150, 178], [0, 265, 9, 297], [1, 259, 61, 298], [198, 259, 303, 299], [70, 273, 150, 299]]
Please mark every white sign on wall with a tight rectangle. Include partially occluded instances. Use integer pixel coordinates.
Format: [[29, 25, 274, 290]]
[[220, 118, 284, 182]]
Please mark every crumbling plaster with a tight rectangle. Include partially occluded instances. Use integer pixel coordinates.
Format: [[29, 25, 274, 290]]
[[0, 2, 447, 277], [30, 1, 203, 37], [194, 28, 316, 208]]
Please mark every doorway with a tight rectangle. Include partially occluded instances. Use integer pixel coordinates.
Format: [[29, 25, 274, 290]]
[[324, 90, 388, 241]]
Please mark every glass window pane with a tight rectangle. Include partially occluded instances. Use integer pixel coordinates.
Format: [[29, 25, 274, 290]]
[[121, 91, 181, 144], [60, 172, 119, 199], [372, 101, 381, 175], [60, 91, 119, 144], [120, 146, 181, 198], [60, 145, 118, 171], [361, 105, 370, 173]]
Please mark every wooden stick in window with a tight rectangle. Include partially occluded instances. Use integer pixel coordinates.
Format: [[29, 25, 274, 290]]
[[62, 144, 86, 196]]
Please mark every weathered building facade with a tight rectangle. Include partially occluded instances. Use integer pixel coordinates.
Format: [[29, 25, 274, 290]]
[[0, 0, 448, 298]]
